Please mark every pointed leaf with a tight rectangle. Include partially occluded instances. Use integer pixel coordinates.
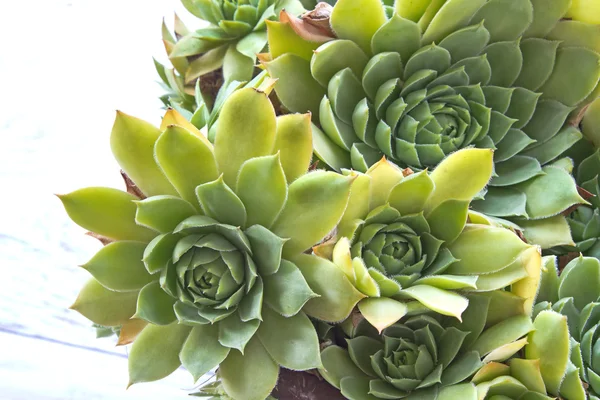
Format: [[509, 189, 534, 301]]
[[424, 148, 493, 215], [401, 285, 469, 319], [272, 171, 353, 256], [70, 278, 138, 326], [58, 187, 156, 242], [293, 253, 365, 323], [446, 225, 531, 275], [236, 154, 287, 229], [358, 297, 408, 333], [81, 241, 155, 291], [218, 314, 260, 353], [214, 88, 277, 187], [196, 176, 247, 227], [525, 310, 570, 395], [111, 111, 177, 197], [135, 195, 197, 233], [273, 113, 313, 183], [180, 324, 230, 382], [220, 337, 279, 400], [135, 281, 176, 325], [128, 323, 191, 386], [155, 125, 218, 207], [262, 260, 317, 317]]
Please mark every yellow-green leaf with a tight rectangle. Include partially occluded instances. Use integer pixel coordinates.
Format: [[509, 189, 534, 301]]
[[110, 111, 177, 197], [58, 187, 156, 242]]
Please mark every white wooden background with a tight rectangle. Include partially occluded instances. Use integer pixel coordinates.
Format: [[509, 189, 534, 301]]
[[0, 1, 206, 398]]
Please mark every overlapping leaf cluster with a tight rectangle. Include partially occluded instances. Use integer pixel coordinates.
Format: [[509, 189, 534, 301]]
[[155, 0, 304, 113], [58, 0, 600, 399], [265, 0, 598, 250]]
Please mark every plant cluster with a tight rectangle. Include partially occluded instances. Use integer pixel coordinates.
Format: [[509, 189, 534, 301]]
[[59, 0, 600, 399]]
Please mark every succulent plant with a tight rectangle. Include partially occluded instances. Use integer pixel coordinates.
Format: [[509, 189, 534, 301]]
[[535, 256, 600, 400], [61, 87, 359, 400], [319, 293, 535, 400], [264, 0, 596, 248], [155, 0, 305, 113], [294, 148, 542, 331]]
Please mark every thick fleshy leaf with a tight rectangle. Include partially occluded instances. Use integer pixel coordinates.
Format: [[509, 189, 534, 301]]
[[265, 54, 326, 115], [110, 112, 177, 197], [196, 176, 247, 227], [421, 0, 487, 44], [426, 199, 469, 243], [214, 88, 277, 187], [509, 246, 542, 316], [81, 241, 155, 291], [135, 196, 197, 233], [127, 323, 191, 386], [558, 256, 600, 311], [155, 125, 218, 207], [519, 215, 575, 249], [143, 233, 180, 274], [358, 297, 408, 333], [365, 158, 405, 210], [180, 324, 230, 382], [388, 170, 435, 216], [236, 154, 287, 229], [262, 260, 318, 317], [516, 165, 587, 219], [70, 278, 137, 326], [293, 253, 365, 322], [273, 113, 313, 183], [424, 148, 493, 215], [245, 224, 286, 276], [258, 306, 321, 370], [266, 20, 320, 61], [340, 376, 380, 400], [58, 187, 156, 242], [401, 285, 468, 319], [471, 315, 534, 357], [330, 0, 387, 55], [319, 346, 368, 389], [446, 225, 531, 275], [525, 310, 570, 395], [134, 281, 176, 325], [220, 336, 279, 400], [272, 171, 353, 256], [218, 313, 260, 353]]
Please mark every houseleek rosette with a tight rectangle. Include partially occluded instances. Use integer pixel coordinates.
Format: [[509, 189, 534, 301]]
[[264, 0, 595, 248], [61, 87, 355, 400], [156, 0, 304, 112], [319, 294, 535, 399], [295, 148, 542, 331], [534, 256, 600, 399]]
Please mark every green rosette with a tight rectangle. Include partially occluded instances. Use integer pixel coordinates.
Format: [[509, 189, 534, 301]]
[[155, 0, 304, 113], [319, 294, 535, 400], [265, 0, 597, 248], [296, 148, 542, 331], [61, 87, 355, 400]]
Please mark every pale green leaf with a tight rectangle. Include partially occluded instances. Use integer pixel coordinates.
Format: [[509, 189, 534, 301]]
[[220, 336, 279, 400], [214, 88, 277, 187], [81, 241, 155, 291], [128, 323, 191, 386], [271, 171, 353, 256], [58, 187, 156, 242], [70, 278, 138, 326]]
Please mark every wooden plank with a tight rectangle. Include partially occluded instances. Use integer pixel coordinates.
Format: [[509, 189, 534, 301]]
[[0, 330, 196, 400]]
